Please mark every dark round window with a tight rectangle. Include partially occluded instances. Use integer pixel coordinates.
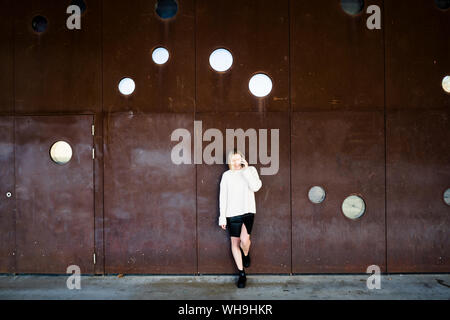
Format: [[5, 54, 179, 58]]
[[32, 15, 48, 33], [435, 0, 450, 10], [155, 0, 178, 19], [341, 0, 364, 15], [70, 0, 87, 14]]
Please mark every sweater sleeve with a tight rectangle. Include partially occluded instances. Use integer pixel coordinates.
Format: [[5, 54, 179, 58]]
[[218, 173, 227, 226], [242, 166, 262, 192]]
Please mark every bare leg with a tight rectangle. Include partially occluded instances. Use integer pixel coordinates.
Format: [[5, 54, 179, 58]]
[[230, 237, 243, 270], [239, 223, 251, 256]]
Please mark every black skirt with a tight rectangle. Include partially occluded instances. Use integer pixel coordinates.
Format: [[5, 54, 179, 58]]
[[226, 213, 255, 238]]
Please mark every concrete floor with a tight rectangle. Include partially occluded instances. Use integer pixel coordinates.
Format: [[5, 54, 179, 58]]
[[0, 274, 449, 300]]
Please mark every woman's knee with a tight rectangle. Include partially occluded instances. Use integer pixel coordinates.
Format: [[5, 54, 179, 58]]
[[240, 235, 251, 247], [230, 237, 240, 247]]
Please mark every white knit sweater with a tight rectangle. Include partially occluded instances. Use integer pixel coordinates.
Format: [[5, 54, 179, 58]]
[[218, 166, 262, 226]]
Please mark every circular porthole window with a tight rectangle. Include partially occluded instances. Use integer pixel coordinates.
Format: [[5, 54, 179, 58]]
[[249, 73, 273, 97], [70, 0, 87, 14], [341, 0, 364, 15], [209, 48, 233, 72], [118, 77, 135, 95], [308, 186, 326, 204], [435, 0, 450, 10], [50, 141, 73, 165], [442, 75, 450, 93], [32, 15, 48, 33], [155, 0, 178, 19], [444, 188, 450, 206], [341, 195, 366, 220], [152, 47, 170, 65]]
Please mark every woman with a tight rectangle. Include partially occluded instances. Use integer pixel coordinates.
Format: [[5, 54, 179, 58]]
[[219, 149, 262, 288]]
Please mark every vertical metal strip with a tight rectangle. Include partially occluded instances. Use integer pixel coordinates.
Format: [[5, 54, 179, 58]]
[[101, 0, 105, 275], [92, 115, 95, 273], [288, 0, 293, 275], [194, 0, 199, 275], [382, 0, 388, 273], [13, 0, 17, 275]]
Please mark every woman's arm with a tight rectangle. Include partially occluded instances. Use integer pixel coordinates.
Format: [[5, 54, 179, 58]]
[[219, 174, 227, 226], [242, 166, 262, 192]]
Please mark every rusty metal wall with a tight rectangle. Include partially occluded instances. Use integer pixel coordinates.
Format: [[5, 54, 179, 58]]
[[386, 110, 450, 272], [385, 0, 449, 110], [103, 0, 195, 113], [385, 1, 450, 272], [0, 117, 15, 273], [103, 113, 196, 274], [102, 0, 196, 274], [195, 0, 290, 274], [0, 0, 13, 114], [196, 0, 289, 112], [0, 0, 448, 274], [292, 112, 386, 273], [290, 1, 386, 273], [197, 113, 291, 274], [291, 0, 384, 112], [14, 0, 101, 114], [15, 115, 95, 273], [10, 0, 104, 274]]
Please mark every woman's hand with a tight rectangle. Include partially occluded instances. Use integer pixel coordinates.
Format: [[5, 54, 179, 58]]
[[220, 224, 226, 230], [241, 158, 248, 169]]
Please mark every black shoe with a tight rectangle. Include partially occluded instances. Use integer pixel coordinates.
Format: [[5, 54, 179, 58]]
[[240, 247, 251, 268], [237, 269, 246, 288]]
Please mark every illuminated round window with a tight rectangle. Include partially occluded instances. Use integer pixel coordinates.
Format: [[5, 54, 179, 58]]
[[118, 77, 135, 95], [32, 15, 48, 33], [249, 73, 273, 97], [209, 48, 233, 72], [435, 0, 450, 10], [155, 0, 178, 19], [341, 0, 364, 15], [50, 141, 73, 165], [341, 195, 365, 220], [444, 188, 450, 206], [308, 186, 326, 204], [442, 76, 450, 93], [152, 47, 169, 65]]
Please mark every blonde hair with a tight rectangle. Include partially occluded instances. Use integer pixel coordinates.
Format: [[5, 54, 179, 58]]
[[227, 149, 245, 170]]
